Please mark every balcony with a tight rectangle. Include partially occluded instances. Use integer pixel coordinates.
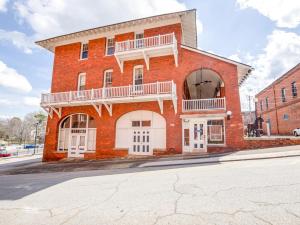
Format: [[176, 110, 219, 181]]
[[41, 81, 177, 118], [182, 98, 226, 112], [114, 33, 178, 72]]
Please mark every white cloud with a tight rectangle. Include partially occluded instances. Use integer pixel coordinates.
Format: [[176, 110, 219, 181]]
[[0, 60, 32, 92], [23, 96, 40, 106], [13, 0, 199, 39], [0, 29, 37, 54], [228, 53, 242, 62], [0, 0, 9, 12], [236, 0, 300, 28], [240, 29, 300, 110], [0, 98, 14, 105]]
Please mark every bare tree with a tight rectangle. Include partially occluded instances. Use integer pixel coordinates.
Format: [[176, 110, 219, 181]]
[[0, 111, 47, 145]]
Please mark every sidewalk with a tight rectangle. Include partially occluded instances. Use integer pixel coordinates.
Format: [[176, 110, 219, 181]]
[[139, 145, 300, 167]]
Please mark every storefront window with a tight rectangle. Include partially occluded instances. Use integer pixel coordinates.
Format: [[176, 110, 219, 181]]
[[207, 120, 225, 145]]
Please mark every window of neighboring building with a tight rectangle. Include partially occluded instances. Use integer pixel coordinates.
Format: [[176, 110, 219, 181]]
[[103, 70, 113, 87], [265, 97, 269, 110], [292, 81, 297, 98], [135, 32, 144, 48], [106, 37, 115, 55], [260, 100, 263, 111], [80, 43, 88, 59], [283, 114, 289, 120], [78, 73, 86, 91], [281, 88, 286, 102]]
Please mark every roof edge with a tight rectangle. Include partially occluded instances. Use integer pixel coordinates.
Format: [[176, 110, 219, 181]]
[[255, 63, 300, 97], [35, 9, 196, 46], [181, 44, 253, 68]]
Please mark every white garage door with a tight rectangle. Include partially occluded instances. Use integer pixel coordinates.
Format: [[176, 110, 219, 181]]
[[116, 110, 166, 155]]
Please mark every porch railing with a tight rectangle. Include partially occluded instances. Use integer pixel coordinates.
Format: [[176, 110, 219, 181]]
[[182, 97, 226, 112], [41, 81, 175, 105], [115, 33, 176, 53]]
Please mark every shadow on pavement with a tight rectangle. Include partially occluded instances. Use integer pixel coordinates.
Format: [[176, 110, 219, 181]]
[[0, 155, 230, 200]]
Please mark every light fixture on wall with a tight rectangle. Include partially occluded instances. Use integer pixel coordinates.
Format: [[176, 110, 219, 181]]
[[226, 111, 232, 120]]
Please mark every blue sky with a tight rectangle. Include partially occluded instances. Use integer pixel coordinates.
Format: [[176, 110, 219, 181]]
[[0, 0, 299, 118]]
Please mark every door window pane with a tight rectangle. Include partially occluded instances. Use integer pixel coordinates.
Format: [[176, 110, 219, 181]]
[[132, 121, 140, 127], [184, 129, 190, 146], [79, 136, 85, 146], [142, 120, 151, 127]]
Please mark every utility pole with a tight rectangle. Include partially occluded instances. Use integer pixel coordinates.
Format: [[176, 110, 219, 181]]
[[247, 95, 252, 124]]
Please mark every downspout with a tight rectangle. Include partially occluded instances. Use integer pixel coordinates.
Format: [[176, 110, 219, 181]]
[[272, 85, 280, 134]]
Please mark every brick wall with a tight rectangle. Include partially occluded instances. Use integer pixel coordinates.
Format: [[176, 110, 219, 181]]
[[256, 64, 300, 135], [43, 23, 246, 161]]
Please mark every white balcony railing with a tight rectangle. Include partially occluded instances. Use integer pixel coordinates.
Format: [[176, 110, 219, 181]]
[[115, 33, 176, 53], [41, 81, 176, 106], [182, 98, 226, 112]]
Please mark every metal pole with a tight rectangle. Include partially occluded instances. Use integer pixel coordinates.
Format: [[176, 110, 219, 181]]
[[34, 122, 38, 155]]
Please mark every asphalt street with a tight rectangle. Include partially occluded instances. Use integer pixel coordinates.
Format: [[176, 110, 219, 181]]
[[0, 156, 300, 224]]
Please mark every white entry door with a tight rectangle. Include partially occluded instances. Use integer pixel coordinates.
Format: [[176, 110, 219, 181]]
[[131, 129, 151, 155], [190, 120, 207, 152], [68, 134, 86, 157]]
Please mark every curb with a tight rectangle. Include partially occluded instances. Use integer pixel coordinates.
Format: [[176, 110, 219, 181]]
[[138, 151, 300, 168]]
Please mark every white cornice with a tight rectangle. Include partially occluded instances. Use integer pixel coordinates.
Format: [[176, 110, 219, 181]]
[[36, 9, 196, 52]]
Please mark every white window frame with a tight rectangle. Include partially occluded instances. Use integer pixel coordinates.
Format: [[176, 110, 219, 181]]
[[78, 72, 86, 91], [103, 69, 113, 87], [135, 31, 144, 49], [106, 37, 115, 56], [207, 118, 225, 146], [133, 65, 143, 86], [80, 42, 89, 60], [281, 88, 286, 102]]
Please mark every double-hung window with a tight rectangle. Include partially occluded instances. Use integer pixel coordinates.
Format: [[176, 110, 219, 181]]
[[133, 66, 143, 92], [106, 37, 115, 55], [292, 81, 297, 97], [78, 73, 86, 91], [104, 70, 113, 87], [80, 43, 88, 59], [265, 97, 269, 110], [260, 100, 263, 111], [281, 88, 286, 102], [135, 32, 144, 49]]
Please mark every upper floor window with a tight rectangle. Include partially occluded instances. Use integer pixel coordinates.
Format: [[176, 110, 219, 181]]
[[78, 73, 86, 91], [80, 43, 88, 59], [133, 66, 143, 92], [133, 66, 143, 86], [104, 70, 113, 87], [135, 32, 144, 48], [292, 81, 297, 97], [281, 88, 286, 102], [106, 37, 115, 55], [265, 97, 269, 110], [260, 100, 263, 111]]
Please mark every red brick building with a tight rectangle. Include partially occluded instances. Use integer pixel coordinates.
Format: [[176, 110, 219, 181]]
[[37, 9, 253, 161], [256, 63, 300, 135]]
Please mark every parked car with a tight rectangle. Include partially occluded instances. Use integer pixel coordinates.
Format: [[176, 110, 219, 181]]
[[293, 128, 300, 136], [0, 150, 11, 157]]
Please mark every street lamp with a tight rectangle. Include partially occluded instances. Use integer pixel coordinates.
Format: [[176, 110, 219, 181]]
[[33, 121, 41, 155]]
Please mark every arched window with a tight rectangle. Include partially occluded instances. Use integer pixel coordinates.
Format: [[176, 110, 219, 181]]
[[58, 114, 96, 155]]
